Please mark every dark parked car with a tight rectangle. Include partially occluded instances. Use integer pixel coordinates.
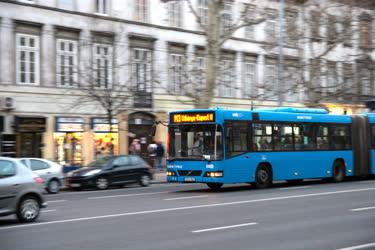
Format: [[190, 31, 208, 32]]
[[0, 157, 47, 222], [66, 155, 153, 190]]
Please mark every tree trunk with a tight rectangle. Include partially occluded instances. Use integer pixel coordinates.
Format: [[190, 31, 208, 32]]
[[197, 0, 222, 109]]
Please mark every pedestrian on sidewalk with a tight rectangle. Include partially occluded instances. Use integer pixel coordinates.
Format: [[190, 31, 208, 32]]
[[155, 141, 164, 172]]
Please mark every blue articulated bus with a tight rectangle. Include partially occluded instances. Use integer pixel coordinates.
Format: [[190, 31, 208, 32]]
[[166, 107, 374, 190]]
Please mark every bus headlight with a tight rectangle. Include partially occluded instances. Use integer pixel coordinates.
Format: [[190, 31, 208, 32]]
[[204, 171, 223, 178], [166, 171, 177, 176]]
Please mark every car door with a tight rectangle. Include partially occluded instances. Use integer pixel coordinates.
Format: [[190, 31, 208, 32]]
[[0, 160, 19, 210], [29, 159, 51, 181], [111, 156, 133, 184]]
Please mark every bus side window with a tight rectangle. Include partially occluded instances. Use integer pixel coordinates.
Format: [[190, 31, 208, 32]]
[[316, 125, 329, 149]]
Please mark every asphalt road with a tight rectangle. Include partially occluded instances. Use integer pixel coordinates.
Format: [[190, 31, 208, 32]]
[[1, 179, 375, 250]]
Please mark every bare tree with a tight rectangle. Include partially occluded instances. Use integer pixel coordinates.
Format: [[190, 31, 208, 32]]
[[259, 0, 375, 108], [163, 0, 266, 108]]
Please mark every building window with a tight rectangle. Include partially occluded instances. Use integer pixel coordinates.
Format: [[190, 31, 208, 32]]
[[285, 64, 300, 102], [310, 10, 321, 41], [169, 53, 186, 94], [134, 0, 149, 22], [326, 62, 337, 94], [58, 0, 74, 11], [264, 63, 277, 100], [197, 0, 208, 27], [359, 66, 373, 96], [343, 64, 354, 95], [168, 1, 183, 28], [218, 59, 235, 97], [132, 48, 152, 92], [285, 11, 298, 46], [360, 19, 372, 49], [243, 62, 256, 98], [56, 39, 78, 87], [96, 0, 108, 14], [222, 1, 233, 31], [93, 43, 113, 89], [16, 33, 40, 85], [244, 4, 256, 40], [265, 10, 277, 43]]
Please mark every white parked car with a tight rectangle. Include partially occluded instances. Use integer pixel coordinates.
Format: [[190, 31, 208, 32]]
[[20, 158, 64, 194]]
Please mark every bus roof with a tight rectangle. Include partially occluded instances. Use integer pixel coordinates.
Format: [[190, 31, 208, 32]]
[[169, 107, 352, 124]]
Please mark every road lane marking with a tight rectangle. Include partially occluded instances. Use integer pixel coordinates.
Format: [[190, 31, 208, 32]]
[[164, 195, 209, 201], [337, 242, 375, 250], [42, 210, 57, 213], [1, 186, 375, 231], [192, 222, 258, 233], [279, 186, 311, 190], [87, 191, 170, 200], [48, 200, 66, 203], [351, 206, 375, 212]]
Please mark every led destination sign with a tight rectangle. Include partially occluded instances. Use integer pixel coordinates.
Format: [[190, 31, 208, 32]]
[[171, 112, 215, 124]]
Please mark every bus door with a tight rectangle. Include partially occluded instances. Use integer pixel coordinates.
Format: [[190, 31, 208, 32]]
[[224, 121, 251, 183]]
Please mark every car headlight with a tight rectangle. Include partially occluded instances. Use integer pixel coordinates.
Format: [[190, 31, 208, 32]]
[[204, 171, 223, 177], [83, 169, 101, 177], [67, 171, 74, 177]]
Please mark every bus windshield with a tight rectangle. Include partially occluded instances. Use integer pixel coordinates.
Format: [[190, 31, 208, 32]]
[[169, 124, 223, 161]]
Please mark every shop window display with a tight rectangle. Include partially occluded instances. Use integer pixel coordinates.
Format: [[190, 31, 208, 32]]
[[95, 133, 118, 158], [54, 132, 83, 165]]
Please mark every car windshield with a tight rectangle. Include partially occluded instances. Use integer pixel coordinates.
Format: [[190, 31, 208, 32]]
[[169, 124, 223, 160], [86, 157, 113, 169]]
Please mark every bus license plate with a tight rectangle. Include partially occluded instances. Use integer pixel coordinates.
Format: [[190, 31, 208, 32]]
[[184, 177, 195, 182]]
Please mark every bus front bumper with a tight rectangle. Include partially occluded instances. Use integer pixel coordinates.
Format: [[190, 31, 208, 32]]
[[167, 176, 223, 183]]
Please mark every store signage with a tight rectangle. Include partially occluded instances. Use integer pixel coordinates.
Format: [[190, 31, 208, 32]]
[[91, 118, 118, 132], [15, 116, 46, 132], [55, 117, 84, 132], [170, 112, 215, 124]]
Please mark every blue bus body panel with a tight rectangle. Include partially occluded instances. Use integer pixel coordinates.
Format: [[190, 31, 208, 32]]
[[167, 151, 354, 184]]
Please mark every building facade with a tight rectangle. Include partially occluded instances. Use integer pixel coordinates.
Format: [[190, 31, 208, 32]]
[[0, 0, 374, 164]]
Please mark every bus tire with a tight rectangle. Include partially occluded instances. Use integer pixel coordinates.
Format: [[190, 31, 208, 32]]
[[255, 165, 272, 189], [333, 161, 346, 182], [206, 183, 223, 191]]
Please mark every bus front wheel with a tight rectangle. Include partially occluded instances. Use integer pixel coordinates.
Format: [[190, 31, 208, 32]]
[[207, 183, 223, 191], [333, 161, 346, 182], [255, 165, 272, 188]]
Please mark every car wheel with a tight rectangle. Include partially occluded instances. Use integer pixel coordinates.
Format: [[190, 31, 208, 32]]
[[139, 175, 151, 187], [255, 165, 272, 189], [47, 179, 60, 194], [17, 196, 40, 223], [96, 177, 109, 190], [206, 183, 223, 190]]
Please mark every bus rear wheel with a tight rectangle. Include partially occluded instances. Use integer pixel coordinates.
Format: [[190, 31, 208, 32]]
[[207, 183, 223, 191], [255, 165, 272, 189], [333, 161, 346, 182]]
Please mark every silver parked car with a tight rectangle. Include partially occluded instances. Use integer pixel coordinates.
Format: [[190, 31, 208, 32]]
[[21, 158, 64, 194], [0, 157, 47, 222]]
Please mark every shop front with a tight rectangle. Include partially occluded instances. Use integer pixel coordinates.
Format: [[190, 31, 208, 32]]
[[14, 116, 46, 158], [128, 112, 155, 165], [54, 117, 84, 165], [91, 118, 119, 158]]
